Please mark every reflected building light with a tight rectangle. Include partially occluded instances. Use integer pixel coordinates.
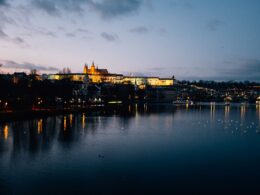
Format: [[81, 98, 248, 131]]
[[210, 102, 215, 121], [64, 116, 67, 131], [69, 114, 73, 127], [224, 105, 230, 122], [256, 105, 260, 126], [186, 103, 189, 110], [128, 105, 131, 113], [4, 125, 8, 140], [82, 113, 86, 129], [135, 104, 138, 116], [240, 104, 246, 124], [37, 119, 43, 134]]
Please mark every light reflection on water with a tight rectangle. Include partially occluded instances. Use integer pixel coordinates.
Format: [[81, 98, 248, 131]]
[[0, 104, 260, 194]]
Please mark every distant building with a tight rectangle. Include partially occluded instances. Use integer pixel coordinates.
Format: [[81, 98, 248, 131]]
[[48, 62, 174, 87], [83, 61, 108, 75], [12, 72, 27, 84]]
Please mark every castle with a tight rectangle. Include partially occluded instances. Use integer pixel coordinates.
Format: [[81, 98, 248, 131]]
[[48, 62, 174, 87], [83, 61, 109, 75]]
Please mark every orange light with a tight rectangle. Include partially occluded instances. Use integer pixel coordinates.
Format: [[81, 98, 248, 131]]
[[69, 114, 73, 127], [37, 119, 43, 134], [64, 116, 67, 131], [82, 113, 85, 129], [3, 125, 8, 140]]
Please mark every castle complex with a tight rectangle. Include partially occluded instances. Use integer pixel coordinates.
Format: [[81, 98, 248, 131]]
[[48, 62, 174, 87]]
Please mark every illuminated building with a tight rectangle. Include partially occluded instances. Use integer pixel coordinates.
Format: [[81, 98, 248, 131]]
[[84, 61, 108, 75], [47, 62, 174, 87]]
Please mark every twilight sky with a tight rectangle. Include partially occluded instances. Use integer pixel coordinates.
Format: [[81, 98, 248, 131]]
[[0, 0, 260, 81]]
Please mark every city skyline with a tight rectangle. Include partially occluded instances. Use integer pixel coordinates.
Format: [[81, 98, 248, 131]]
[[0, 0, 260, 81]]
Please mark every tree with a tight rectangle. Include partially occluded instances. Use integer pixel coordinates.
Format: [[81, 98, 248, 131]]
[[30, 69, 37, 75], [60, 67, 71, 74]]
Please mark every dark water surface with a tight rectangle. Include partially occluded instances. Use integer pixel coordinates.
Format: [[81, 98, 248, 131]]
[[1, 104, 260, 194]]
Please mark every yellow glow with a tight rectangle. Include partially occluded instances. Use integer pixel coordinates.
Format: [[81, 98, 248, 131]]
[[257, 104, 260, 127], [224, 105, 230, 124], [210, 102, 215, 121], [69, 114, 73, 127], [108, 101, 122, 104], [3, 125, 8, 140], [225, 105, 230, 117], [37, 119, 43, 134], [240, 104, 246, 123], [186, 103, 189, 110], [64, 116, 67, 131], [82, 113, 85, 129]]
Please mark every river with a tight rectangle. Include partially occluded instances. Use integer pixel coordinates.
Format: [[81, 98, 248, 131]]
[[0, 104, 260, 194]]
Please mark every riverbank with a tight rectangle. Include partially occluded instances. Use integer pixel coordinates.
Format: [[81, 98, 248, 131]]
[[0, 102, 259, 122]]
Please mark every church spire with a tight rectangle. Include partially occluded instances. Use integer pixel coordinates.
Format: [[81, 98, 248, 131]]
[[83, 63, 88, 74], [90, 61, 95, 74]]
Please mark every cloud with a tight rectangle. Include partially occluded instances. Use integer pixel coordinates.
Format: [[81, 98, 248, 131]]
[[32, 0, 61, 16], [129, 26, 148, 34], [20, 24, 57, 38], [37, 29, 56, 37], [13, 37, 25, 44], [64, 28, 90, 38], [32, 0, 87, 16], [0, 6, 13, 28], [0, 0, 7, 6], [76, 28, 89, 34], [169, 0, 193, 9], [175, 58, 260, 82], [101, 32, 118, 42], [158, 28, 167, 35], [38, 30, 56, 37], [215, 58, 260, 81], [0, 60, 60, 72], [31, 0, 143, 19], [91, 0, 143, 18], [207, 19, 223, 31], [0, 29, 28, 46], [66, 32, 76, 37], [0, 29, 8, 38]]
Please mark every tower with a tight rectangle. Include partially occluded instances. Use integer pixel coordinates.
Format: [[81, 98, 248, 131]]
[[83, 64, 88, 74], [91, 61, 95, 74]]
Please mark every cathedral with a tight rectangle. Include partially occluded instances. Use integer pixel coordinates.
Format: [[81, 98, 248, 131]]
[[83, 61, 108, 75]]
